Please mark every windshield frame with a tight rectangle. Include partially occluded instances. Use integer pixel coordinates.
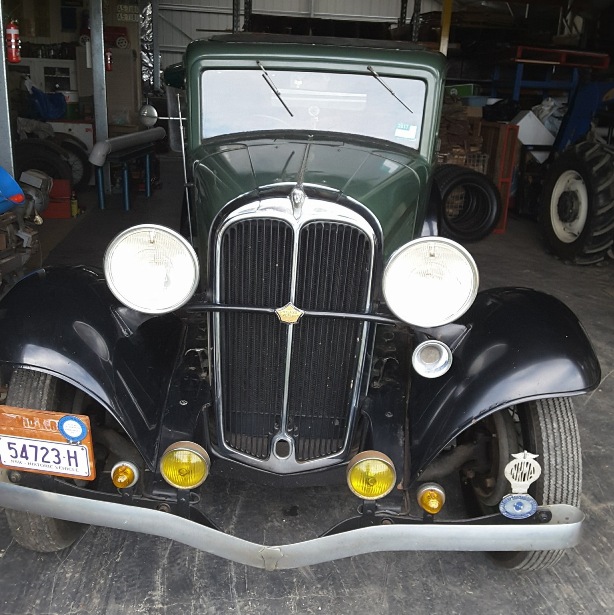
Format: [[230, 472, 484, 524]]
[[185, 41, 446, 163], [199, 66, 428, 150]]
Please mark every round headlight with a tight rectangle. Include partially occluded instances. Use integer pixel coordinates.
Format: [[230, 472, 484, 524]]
[[383, 237, 478, 327], [104, 224, 199, 314]]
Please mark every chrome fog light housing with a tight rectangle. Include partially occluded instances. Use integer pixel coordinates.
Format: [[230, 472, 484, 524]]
[[412, 340, 453, 378], [417, 482, 446, 515], [347, 450, 397, 500], [104, 224, 199, 314], [160, 441, 210, 490], [383, 237, 479, 328]]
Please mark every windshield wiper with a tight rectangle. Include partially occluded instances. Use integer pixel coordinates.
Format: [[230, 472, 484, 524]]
[[257, 61, 294, 117], [367, 66, 413, 115]]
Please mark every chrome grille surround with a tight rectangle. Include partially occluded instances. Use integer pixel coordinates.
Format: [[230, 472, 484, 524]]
[[212, 192, 377, 473]]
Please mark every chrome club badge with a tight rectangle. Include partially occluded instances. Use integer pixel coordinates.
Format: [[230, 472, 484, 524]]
[[499, 451, 542, 520]]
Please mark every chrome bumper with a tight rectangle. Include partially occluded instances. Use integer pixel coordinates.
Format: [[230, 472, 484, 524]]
[[0, 482, 583, 570]]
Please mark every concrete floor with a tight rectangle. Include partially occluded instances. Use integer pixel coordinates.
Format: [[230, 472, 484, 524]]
[[1, 154, 613, 614]]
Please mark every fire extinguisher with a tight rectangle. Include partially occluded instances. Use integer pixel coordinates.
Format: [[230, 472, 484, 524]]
[[5, 19, 21, 64], [105, 48, 113, 72]]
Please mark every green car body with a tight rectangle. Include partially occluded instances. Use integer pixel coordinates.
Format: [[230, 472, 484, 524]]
[[179, 35, 446, 260]]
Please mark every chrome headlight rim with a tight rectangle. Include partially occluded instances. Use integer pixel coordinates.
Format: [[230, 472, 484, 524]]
[[383, 236, 479, 328], [104, 224, 199, 315]]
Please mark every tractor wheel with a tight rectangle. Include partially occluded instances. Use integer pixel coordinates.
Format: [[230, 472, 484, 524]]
[[540, 141, 614, 264]]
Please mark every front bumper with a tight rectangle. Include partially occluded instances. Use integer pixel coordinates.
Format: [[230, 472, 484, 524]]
[[0, 482, 583, 570]]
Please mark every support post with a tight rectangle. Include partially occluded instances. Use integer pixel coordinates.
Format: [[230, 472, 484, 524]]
[[90, 0, 110, 193], [439, 0, 453, 56], [0, 5, 15, 175]]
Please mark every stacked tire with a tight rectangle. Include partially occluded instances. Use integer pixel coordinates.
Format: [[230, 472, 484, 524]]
[[433, 164, 502, 242]]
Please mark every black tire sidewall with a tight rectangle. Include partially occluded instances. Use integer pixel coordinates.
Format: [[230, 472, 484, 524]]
[[14, 139, 73, 183], [434, 165, 502, 242], [540, 142, 614, 262]]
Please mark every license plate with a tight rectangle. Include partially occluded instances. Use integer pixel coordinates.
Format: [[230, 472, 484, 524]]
[[0, 405, 96, 480]]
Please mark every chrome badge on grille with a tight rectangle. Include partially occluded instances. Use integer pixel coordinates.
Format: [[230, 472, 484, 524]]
[[275, 302, 305, 324]]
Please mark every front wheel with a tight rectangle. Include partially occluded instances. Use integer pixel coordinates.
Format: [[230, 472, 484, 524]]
[[3, 369, 88, 552], [469, 398, 582, 570], [540, 141, 614, 264]]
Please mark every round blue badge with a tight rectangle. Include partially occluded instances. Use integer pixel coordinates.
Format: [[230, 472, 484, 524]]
[[499, 493, 538, 520], [58, 416, 88, 443]]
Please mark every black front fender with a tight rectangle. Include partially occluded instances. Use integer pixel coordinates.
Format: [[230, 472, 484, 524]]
[[0, 267, 184, 468], [409, 288, 600, 481]]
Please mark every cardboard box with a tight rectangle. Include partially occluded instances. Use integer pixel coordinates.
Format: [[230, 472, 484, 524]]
[[511, 110, 555, 163]]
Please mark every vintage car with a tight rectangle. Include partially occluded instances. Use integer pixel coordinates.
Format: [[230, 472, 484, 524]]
[[0, 34, 600, 571]]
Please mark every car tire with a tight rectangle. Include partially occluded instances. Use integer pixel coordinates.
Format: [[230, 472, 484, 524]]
[[471, 398, 581, 570], [4, 369, 87, 552], [14, 139, 73, 184], [434, 164, 501, 242], [53, 134, 92, 191], [540, 141, 614, 264]]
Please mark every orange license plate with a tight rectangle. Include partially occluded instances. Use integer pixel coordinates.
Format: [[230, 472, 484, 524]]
[[0, 405, 96, 480]]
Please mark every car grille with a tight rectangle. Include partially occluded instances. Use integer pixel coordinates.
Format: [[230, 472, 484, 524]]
[[217, 208, 373, 464]]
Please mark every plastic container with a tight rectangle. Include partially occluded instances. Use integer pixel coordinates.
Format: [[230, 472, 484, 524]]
[[61, 91, 80, 120]]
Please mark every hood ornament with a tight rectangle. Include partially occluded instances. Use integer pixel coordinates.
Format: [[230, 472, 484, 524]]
[[289, 140, 312, 219], [290, 187, 306, 218], [275, 302, 304, 325]]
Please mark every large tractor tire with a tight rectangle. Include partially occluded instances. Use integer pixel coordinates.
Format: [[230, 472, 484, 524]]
[[13, 139, 73, 184], [540, 141, 614, 264]]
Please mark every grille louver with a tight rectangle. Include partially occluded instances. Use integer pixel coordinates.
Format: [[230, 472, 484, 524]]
[[216, 204, 374, 464]]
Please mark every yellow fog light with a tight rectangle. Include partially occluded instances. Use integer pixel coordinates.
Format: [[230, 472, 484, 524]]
[[417, 482, 446, 515], [160, 441, 210, 489], [111, 461, 139, 489], [347, 451, 396, 500]]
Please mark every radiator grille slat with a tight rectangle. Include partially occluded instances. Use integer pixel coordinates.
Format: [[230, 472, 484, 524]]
[[217, 213, 373, 463], [289, 222, 371, 460], [219, 220, 292, 458]]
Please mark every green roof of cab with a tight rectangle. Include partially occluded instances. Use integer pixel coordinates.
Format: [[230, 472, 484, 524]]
[[171, 34, 447, 163]]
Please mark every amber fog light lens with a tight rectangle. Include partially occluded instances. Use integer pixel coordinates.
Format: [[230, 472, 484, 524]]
[[417, 482, 446, 514], [111, 461, 139, 489], [160, 441, 210, 489], [347, 451, 396, 500]]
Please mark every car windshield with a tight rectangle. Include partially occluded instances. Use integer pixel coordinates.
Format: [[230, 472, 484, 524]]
[[200, 68, 427, 148]]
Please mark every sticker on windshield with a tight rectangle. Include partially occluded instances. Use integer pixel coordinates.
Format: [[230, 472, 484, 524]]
[[394, 123, 417, 140]]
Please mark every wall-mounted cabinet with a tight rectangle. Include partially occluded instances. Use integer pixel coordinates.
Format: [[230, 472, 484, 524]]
[[7, 58, 77, 93]]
